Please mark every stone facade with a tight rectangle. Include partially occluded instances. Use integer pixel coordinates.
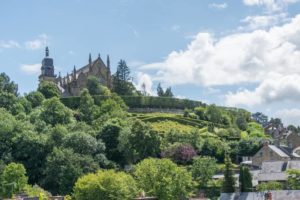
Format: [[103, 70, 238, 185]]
[[287, 132, 300, 149], [252, 144, 291, 167], [39, 47, 112, 96]]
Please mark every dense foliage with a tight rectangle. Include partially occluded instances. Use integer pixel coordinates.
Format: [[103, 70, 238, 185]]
[[0, 72, 272, 199]]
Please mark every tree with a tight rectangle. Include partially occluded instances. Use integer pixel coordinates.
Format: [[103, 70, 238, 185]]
[[134, 158, 194, 200], [0, 72, 18, 95], [239, 166, 252, 192], [73, 170, 137, 200], [38, 81, 60, 99], [236, 115, 248, 131], [41, 97, 73, 126], [156, 83, 174, 97], [62, 131, 105, 156], [1, 163, 28, 198], [119, 120, 161, 164], [222, 155, 235, 193], [157, 83, 164, 97], [25, 91, 45, 108], [43, 148, 99, 195], [113, 60, 133, 95], [287, 169, 300, 190], [12, 132, 49, 185], [79, 89, 95, 123], [87, 76, 105, 95], [256, 181, 283, 191], [164, 87, 174, 97], [98, 119, 124, 163], [205, 104, 222, 124], [161, 143, 197, 164], [191, 156, 217, 188]]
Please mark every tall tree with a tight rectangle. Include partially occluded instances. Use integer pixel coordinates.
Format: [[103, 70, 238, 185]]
[[113, 60, 133, 95], [79, 89, 95, 124], [87, 76, 103, 95], [1, 163, 28, 198], [38, 81, 60, 99], [73, 170, 137, 200], [164, 87, 174, 97], [0, 72, 18, 95], [191, 156, 217, 188], [222, 154, 235, 193], [134, 158, 194, 200], [239, 166, 252, 192], [157, 83, 164, 97]]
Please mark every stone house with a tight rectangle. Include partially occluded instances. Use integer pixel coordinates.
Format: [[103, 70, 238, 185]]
[[287, 132, 300, 149], [252, 144, 291, 167]]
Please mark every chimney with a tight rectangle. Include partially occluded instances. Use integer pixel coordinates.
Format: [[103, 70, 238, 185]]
[[265, 192, 272, 200]]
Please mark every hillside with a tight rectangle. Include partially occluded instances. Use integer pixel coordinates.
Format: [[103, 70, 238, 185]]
[[0, 73, 268, 200]]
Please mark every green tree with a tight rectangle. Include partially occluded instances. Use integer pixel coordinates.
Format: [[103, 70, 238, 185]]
[[43, 148, 99, 195], [79, 89, 95, 123], [191, 156, 217, 188], [287, 169, 300, 190], [1, 163, 28, 198], [239, 166, 252, 192], [157, 83, 164, 97], [98, 119, 123, 163], [41, 97, 73, 126], [205, 105, 222, 124], [62, 131, 105, 156], [119, 120, 161, 164], [113, 60, 133, 95], [12, 132, 49, 185], [256, 181, 283, 191], [87, 76, 104, 95], [38, 81, 60, 99], [236, 115, 248, 131], [222, 155, 235, 193], [134, 158, 194, 200], [25, 91, 45, 108], [0, 72, 18, 95], [73, 170, 137, 200], [164, 87, 174, 97]]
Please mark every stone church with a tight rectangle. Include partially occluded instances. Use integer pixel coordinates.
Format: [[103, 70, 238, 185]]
[[39, 47, 112, 96]]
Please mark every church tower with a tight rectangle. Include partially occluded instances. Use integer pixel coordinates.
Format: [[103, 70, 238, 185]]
[[39, 47, 57, 82]]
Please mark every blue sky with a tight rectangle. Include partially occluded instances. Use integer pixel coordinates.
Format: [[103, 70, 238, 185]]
[[1, 0, 300, 125]]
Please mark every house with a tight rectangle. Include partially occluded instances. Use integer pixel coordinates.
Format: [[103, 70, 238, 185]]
[[287, 132, 300, 149], [252, 143, 291, 167], [257, 160, 300, 184], [219, 190, 300, 200]]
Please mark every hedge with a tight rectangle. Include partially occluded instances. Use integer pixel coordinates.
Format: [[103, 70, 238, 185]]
[[61, 95, 206, 110]]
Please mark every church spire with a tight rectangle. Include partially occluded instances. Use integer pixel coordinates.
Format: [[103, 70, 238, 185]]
[[45, 46, 49, 57], [89, 53, 92, 65], [98, 53, 101, 59], [107, 55, 110, 70]]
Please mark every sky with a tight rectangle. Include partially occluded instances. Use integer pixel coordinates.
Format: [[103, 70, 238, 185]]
[[1, 0, 300, 126]]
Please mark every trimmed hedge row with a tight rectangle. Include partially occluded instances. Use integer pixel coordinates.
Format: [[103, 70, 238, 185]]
[[141, 116, 207, 128], [61, 95, 206, 110]]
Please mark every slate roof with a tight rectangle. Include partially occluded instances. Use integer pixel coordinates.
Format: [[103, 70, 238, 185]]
[[220, 191, 300, 200], [269, 145, 290, 157]]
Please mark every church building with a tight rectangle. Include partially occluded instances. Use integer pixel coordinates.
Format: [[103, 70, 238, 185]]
[[39, 47, 112, 96]]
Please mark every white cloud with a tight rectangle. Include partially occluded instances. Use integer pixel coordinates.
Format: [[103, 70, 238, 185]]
[[240, 13, 289, 30], [243, 0, 299, 12], [25, 34, 48, 50], [0, 40, 20, 48], [141, 15, 300, 88], [20, 63, 40, 75], [209, 3, 228, 9], [275, 108, 300, 126], [225, 74, 300, 107], [135, 72, 154, 95]]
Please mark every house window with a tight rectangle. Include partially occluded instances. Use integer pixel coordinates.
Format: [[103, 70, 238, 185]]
[[270, 151, 273, 157]]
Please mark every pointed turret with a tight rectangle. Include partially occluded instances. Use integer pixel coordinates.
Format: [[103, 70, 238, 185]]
[[107, 55, 110, 70], [39, 47, 56, 83], [106, 55, 112, 89], [98, 53, 101, 59], [89, 53, 92, 65], [45, 46, 49, 57]]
